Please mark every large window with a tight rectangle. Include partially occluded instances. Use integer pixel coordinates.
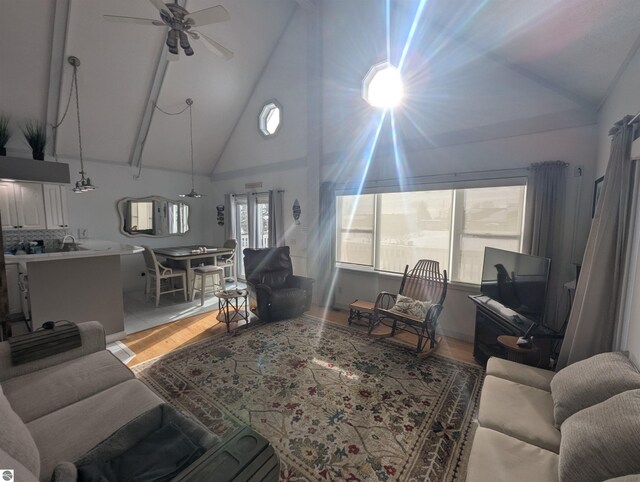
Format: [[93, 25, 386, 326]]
[[336, 184, 526, 284]]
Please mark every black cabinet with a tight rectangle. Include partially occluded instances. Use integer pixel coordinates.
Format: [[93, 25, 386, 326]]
[[469, 295, 557, 366]]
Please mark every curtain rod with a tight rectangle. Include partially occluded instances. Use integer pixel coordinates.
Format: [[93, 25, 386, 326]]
[[335, 166, 530, 190], [231, 190, 284, 197], [629, 112, 640, 125]]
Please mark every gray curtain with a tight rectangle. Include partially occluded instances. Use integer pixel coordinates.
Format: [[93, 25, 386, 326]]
[[523, 161, 568, 329], [268, 190, 285, 247], [224, 193, 236, 241], [248, 193, 258, 249], [558, 116, 639, 368], [316, 182, 337, 307]]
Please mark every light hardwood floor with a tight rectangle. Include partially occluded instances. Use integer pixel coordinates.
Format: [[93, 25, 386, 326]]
[[123, 305, 477, 367]]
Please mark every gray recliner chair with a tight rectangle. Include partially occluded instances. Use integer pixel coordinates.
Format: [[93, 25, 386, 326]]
[[243, 246, 314, 321]]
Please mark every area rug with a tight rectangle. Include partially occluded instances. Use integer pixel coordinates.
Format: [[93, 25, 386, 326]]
[[134, 315, 484, 481]]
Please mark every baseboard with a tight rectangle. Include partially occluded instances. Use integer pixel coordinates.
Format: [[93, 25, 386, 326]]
[[106, 331, 127, 343]]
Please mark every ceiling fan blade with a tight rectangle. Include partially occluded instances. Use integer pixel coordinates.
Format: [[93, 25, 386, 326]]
[[148, 0, 173, 17], [103, 15, 165, 26], [191, 31, 233, 60], [184, 5, 230, 27]]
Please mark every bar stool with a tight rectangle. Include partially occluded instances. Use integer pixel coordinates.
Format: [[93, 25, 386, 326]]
[[191, 265, 225, 306]]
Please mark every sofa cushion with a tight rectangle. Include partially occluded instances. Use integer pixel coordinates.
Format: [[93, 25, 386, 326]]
[[2, 351, 134, 423], [0, 384, 40, 479], [550, 352, 640, 427], [27, 379, 162, 481], [0, 447, 39, 482], [466, 427, 558, 482], [486, 357, 555, 392], [559, 389, 640, 482], [478, 375, 560, 453]]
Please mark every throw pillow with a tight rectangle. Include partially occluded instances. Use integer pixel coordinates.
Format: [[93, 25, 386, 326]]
[[550, 352, 640, 427], [559, 389, 640, 482], [390, 294, 433, 320]]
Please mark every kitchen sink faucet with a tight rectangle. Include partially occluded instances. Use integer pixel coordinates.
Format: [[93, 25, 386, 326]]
[[60, 235, 76, 250]]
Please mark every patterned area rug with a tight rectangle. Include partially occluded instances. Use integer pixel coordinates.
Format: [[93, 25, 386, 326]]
[[134, 315, 484, 481]]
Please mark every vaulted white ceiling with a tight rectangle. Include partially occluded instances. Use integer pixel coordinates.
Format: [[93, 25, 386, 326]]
[[1, 0, 640, 176]]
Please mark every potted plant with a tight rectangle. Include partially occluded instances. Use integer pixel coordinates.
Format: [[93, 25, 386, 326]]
[[21, 120, 46, 160], [0, 115, 10, 156]]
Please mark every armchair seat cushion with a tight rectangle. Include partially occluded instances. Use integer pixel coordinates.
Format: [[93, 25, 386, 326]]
[[2, 351, 134, 423]]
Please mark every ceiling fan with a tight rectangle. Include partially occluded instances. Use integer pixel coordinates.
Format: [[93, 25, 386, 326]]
[[104, 0, 233, 61]]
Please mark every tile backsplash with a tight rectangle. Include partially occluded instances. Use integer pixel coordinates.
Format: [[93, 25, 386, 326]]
[[3, 229, 68, 252]]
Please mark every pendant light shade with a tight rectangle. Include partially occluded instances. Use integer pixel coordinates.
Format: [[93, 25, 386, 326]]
[[180, 98, 205, 198]]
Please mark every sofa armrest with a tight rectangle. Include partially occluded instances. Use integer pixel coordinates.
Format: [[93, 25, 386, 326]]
[[51, 462, 78, 482], [0, 321, 106, 382]]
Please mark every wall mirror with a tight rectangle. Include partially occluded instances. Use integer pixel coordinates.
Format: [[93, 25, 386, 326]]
[[117, 196, 190, 237]]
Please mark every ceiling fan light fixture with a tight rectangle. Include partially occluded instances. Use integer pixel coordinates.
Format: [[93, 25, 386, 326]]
[[103, 1, 233, 60]]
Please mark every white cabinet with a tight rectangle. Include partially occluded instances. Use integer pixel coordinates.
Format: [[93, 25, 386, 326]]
[[0, 183, 19, 230], [6, 264, 22, 315], [43, 184, 70, 229], [0, 181, 46, 230]]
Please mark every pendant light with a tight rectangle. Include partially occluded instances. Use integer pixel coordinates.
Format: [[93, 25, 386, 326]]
[[51, 56, 96, 193], [69, 57, 96, 193], [179, 98, 205, 198]]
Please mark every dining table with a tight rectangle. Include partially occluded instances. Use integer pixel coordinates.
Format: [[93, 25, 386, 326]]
[[153, 245, 235, 297]]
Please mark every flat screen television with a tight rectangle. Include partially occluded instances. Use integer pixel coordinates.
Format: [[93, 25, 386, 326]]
[[480, 247, 551, 324]]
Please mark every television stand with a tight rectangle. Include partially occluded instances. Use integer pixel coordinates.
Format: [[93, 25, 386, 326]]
[[468, 295, 560, 368]]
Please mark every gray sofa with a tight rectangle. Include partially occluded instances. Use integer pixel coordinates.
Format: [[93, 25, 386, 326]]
[[0, 321, 213, 482], [466, 354, 640, 482]]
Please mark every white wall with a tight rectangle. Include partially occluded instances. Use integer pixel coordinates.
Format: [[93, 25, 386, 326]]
[[596, 46, 640, 365], [62, 158, 214, 292], [214, 7, 308, 174], [211, 7, 310, 274], [209, 167, 309, 276], [211, 1, 600, 342], [330, 125, 598, 341]]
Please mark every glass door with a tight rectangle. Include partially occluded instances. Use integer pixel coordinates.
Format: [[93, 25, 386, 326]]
[[234, 195, 249, 278], [256, 193, 270, 249], [233, 192, 272, 279]]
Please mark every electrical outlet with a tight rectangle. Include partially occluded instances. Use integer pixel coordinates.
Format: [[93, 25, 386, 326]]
[[77, 228, 89, 239]]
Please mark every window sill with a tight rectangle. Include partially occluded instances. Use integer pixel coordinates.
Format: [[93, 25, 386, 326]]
[[335, 264, 480, 292]]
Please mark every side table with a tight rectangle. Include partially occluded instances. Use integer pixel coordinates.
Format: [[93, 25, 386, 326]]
[[497, 335, 540, 366], [216, 289, 250, 333], [348, 299, 375, 327]]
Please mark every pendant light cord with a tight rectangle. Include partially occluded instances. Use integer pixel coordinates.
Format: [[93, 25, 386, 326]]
[[50, 63, 78, 162], [73, 65, 85, 175], [188, 101, 194, 191]]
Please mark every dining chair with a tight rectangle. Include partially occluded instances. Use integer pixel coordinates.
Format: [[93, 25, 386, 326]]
[[191, 265, 225, 306], [218, 239, 238, 286], [142, 246, 188, 307]]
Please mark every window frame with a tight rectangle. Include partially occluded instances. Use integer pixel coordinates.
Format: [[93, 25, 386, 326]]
[[258, 99, 283, 138], [335, 178, 528, 285]]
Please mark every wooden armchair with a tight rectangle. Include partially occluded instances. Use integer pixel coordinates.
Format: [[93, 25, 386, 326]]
[[370, 259, 448, 354]]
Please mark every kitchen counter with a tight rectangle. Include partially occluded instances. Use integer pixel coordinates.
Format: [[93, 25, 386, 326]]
[[5, 239, 142, 264], [10, 239, 142, 339]]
